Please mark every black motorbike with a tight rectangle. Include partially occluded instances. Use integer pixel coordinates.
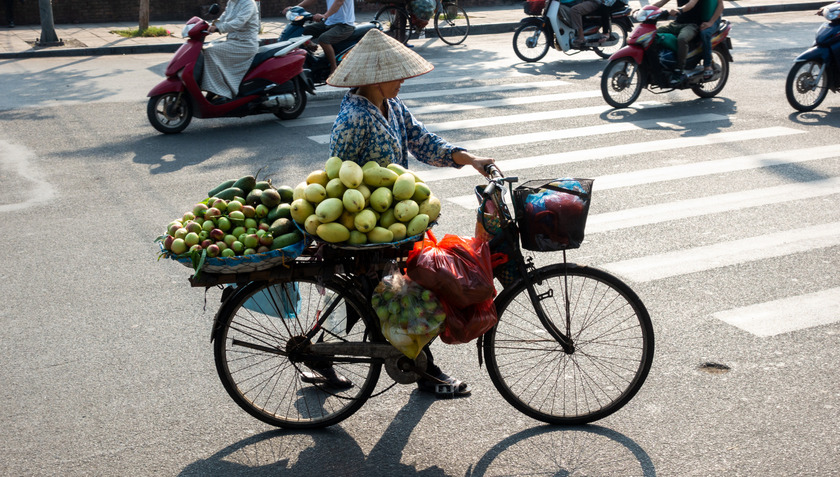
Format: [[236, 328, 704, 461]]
[[273, 7, 382, 86], [785, 1, 840, 112], [513, 0, 635, 62]]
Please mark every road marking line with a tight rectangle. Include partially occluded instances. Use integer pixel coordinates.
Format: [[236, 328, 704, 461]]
[[586, 176, 840, 233], [0, 141, 56, 213], [601, 221, 840, 282], [445, 128, 810, 207], [285, 89, 605, 128], [307, 101, 666, 144], [714, 287, 840, 337], [425, 126, 804, 183], [449, 113, 728, 151]]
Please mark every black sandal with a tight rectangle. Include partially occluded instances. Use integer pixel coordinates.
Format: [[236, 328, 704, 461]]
[[417, 371, 471, 399]]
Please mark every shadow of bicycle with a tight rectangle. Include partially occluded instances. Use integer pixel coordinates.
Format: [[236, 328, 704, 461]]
[[466, 424, 656, 476], [181, 394, 654, 477]]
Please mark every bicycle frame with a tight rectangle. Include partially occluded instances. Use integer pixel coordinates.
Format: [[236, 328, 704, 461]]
[[479, 166, 576, 353]]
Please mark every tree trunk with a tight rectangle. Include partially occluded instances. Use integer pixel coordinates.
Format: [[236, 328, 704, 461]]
[[37, 0, 62, 46], [139, 0, 150, 32]]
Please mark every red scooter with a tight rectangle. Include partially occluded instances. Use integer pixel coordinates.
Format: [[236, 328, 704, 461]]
[[600, 5, 733, 108], [147, 10, 315, 134]]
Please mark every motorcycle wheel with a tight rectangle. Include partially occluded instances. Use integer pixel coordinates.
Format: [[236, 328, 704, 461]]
[[592, 21, 629, 59], [785, 59, 829, 112], [513, 24, 549, 63], [691, 48, 729, 99], [601, 57, 642, 108], [147, 92, 192, 134], [274, 77, 307, 120]]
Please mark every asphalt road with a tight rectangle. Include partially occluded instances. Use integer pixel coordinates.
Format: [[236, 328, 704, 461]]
[[1, 10, 839, 476]]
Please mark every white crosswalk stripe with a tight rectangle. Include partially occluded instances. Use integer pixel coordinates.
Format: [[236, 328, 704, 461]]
[[600, 221, 840, 282], [586, 176, 840, 233], [713, 288, 840, 337], [307, 101, 667, 143], [286, 89, 608, 128], [444, 128, 814, 206]]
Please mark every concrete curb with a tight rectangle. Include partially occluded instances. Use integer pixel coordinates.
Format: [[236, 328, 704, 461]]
[[0, 2, 825, 60]]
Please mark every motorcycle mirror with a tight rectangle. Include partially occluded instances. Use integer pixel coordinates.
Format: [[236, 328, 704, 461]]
[[209, 4, 220, 15]]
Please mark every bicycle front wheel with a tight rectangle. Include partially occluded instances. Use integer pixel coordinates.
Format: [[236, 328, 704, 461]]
[[375, 5, 414, 45], [434, 3, 470, 45], [484, 264, 654, 425], [213, 279, 382, 429]]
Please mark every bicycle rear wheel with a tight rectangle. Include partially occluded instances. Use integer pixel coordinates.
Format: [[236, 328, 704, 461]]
[[375, 5, 414, 45], [434, 3, 470, 46], [212, 279, 382, 429], [484, 263, 654, 425]]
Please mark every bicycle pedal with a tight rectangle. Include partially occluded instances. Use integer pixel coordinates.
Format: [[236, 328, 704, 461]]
[[435, 383, 456, 398]]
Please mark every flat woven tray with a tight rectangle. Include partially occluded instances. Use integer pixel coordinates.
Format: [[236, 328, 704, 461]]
[[160, 239, 308, 274]]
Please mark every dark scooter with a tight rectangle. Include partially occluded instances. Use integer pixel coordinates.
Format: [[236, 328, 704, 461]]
[[513, 0, 635, 62], [271, 7, 382, 86], [786, 1, 840, 112], [600, 5, 733, 108], [147, 5, 315, 134]]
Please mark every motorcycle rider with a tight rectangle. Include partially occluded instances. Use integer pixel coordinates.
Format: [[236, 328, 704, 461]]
[[284, 0, 355, 74], [202, 0, 261, 101], [570, 0, 612, 48], [652, 0, 707, 84], [698, 0, 723, 79]]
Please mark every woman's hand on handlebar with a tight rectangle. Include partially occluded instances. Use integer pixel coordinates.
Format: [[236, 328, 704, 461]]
[[208, 24, 219, 33], [453, 150, 495, 177]]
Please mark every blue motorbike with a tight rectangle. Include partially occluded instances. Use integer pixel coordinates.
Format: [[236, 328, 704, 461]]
[[786, 1, 840, 111]]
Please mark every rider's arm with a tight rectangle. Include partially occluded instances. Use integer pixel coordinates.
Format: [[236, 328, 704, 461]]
[[669, 0, 700, 17], [653, 0, 670, 8], [701, 0, 723, 29], [319, 0, 347, 22], [285, 0, 317, 15], [214, 0, 257, 33]]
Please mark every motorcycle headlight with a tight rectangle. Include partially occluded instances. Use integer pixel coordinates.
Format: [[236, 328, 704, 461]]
[[182, 23, 193, 38], [825, 5, 840, 21]]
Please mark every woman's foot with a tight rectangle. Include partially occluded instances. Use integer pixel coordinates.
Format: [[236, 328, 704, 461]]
[[417, 370, 471, 398], [572, 37, 586, 48], [703, 67, 714, 80], [300, 366, 353, 389]]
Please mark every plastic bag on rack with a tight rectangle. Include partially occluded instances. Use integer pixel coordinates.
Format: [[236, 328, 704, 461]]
[[372, 271, 446, 359], [439, 298, 498, 344], [406, 232, 496, 309]]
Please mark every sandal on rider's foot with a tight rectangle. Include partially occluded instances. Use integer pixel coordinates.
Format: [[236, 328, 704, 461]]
[[702, 68, 714, 80], [417, 371, 471, 399], [300, 366, 353, 389], [572, 38, 586, 48]]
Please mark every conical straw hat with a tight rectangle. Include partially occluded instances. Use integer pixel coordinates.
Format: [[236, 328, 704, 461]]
[[326, 29, 434, 87]]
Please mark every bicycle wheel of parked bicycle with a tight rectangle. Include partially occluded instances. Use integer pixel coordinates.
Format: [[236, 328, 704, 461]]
[[484, 263, 654, 425], [212, 278, 382, 429], [434, 2, 470, 45], [375, 5, 414, 45]]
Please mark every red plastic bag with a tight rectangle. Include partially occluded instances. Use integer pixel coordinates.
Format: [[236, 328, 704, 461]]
[[439, 298, 498, 344], [406, 232, 496, 309]]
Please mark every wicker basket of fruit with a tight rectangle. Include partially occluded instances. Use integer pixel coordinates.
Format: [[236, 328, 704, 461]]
[[156, 173, 309, 274]]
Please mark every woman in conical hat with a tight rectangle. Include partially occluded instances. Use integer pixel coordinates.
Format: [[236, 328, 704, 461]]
[[311, 29, 493, 398], [326, 28, 495, 178]]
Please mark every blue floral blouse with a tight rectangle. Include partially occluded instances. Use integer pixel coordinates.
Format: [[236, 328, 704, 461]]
[[329, 90, 465, 169]]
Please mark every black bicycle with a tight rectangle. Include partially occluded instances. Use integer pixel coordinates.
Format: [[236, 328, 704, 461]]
[[197, 166, 654, 429], [374, 0, 470, 45]]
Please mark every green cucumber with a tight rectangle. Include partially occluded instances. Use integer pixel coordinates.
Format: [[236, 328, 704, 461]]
[[215, 187, 245, 201], [208, 179, 235, 198]]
